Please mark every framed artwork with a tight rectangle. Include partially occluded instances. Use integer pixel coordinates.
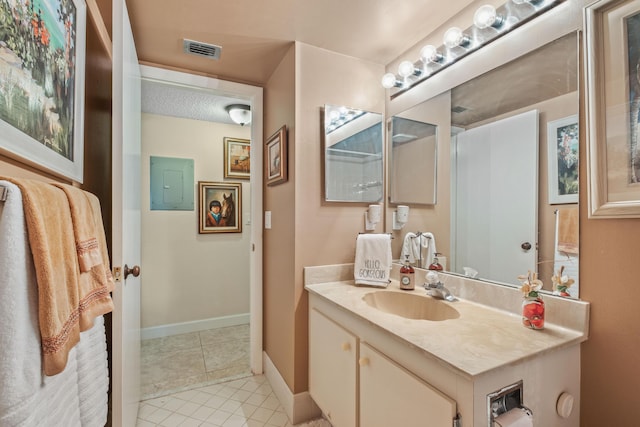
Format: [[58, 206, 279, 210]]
[[0, 0, 86, 182], [585, 0, 640, 217], [547, 115, 579, 204], [223, 137, 250, 179], [265, 125, 287, 186], [198, 181, 242, 234]]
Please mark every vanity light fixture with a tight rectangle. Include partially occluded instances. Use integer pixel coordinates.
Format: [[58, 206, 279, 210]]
[[420, 45, 444, 64], [473, 5, 504, 29], [226, 104, 251, 126], [325, 106, 365, 133], [381, 0, 565, 97], [443, 27, 470, 49], [365, 204, 382, 231], [392, 205, 410, 230]]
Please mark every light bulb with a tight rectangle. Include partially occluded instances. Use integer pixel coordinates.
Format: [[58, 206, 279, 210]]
[[381, 73, 399, 89], [420, 45, 443, 63], [398, 60, 418, 78], [443, 27, 469, 48], [474, 5, 503, 29]]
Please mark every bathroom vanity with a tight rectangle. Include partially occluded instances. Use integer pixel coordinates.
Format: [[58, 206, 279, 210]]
[[305, 264, 589, 427]]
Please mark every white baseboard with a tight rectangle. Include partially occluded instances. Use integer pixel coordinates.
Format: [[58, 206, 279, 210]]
[[263, 351, 321, 425], [141, 313, 250, 340]]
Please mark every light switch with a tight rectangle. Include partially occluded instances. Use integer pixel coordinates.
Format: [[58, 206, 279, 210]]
[[265, 211, 272, 229]]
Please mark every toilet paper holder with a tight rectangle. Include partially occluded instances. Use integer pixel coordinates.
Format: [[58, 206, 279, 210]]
[[487, 380, 532, 426]]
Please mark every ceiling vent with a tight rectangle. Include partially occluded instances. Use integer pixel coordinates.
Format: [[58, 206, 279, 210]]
[[451, 105, 468, 114], [183, 39, 222, 60]]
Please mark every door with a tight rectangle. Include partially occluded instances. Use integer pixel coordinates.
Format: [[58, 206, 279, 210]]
[[112, 0, 142, 425], [453, 110, 538, 284]]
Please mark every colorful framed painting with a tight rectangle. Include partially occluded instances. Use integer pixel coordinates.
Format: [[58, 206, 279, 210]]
[[223, 137, 250, 179], [0, 0, 86, 182], [265, 125, 287, 186], [547, 115, 579, 204], [585, 0, 640, 217], [198, 181, 242, 234]]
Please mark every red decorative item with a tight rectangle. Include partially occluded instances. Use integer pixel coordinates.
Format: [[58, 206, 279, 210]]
[[522, 296, 545, 330]]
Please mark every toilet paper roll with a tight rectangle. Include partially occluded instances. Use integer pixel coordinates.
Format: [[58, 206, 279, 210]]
[[493, 408, 533, 427]]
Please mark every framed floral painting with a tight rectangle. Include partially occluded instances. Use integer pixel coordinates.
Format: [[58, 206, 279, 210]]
[[547, 115, 579, 204]]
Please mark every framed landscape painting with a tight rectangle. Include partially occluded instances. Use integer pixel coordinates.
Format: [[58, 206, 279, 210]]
[[0, 0, 86, 182], [223, 137, 250, 179]]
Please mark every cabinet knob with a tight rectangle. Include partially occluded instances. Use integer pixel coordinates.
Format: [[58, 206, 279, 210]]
[[359, 357, 370, 367], [341, 342, 351, 351]]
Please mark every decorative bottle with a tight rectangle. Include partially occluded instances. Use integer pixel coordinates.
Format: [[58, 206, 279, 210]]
[[518, 270, 545, 330], [399, 255, 415, 290]]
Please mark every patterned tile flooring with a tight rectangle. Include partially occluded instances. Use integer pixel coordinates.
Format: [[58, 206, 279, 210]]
[[141, 325, 252, 399], [136, 375, 332, 427]]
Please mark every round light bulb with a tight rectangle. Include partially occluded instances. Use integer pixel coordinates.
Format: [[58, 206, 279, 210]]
[[398, 60, 416, 78], [512, 0, 530, 4], [443, 27, 468, 48], [329, 109, 340, 121], [381, 73, 398, 89], [420, 45, 442, 63], [474, 5, 500, 29]]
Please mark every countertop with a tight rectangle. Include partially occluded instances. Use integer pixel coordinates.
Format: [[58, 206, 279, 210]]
[[305, 279, 588, 379]]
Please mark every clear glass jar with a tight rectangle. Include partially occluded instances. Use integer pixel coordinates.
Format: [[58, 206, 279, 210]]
[[522, 296, 545, 330]]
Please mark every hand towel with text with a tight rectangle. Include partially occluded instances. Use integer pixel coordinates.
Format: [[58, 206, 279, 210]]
[[354, 234, 392, 287]]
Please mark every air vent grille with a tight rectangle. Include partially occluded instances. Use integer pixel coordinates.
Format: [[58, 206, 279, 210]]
[[183, 39, 222, 60], [451, 106, 468, 114]]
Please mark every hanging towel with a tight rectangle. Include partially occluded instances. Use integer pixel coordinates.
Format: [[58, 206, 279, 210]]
[[400, 232, 437, 268], [354, 234, 391, 287], [0, 180, 109, 426], [557, 207, 579, 254], [0, 177, 114, 376]]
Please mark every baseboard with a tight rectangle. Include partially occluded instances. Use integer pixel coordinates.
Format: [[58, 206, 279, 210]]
[[141, 313, 250, 340], [263, 351, 321, 425]]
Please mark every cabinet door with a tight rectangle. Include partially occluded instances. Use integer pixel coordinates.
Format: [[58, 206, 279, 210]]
[[309, 308, 357, 427], [359, 342, 456, 427]]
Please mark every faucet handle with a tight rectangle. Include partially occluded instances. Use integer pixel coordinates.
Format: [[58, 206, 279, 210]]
[[425, 270, 439, 285]]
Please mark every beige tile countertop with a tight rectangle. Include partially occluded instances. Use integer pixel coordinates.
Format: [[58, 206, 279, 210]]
[[305, 264, 590, 379]]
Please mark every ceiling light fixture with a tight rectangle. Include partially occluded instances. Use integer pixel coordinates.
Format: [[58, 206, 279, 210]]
[[381, 0, 564, 97], [226, 104, 251, 126]]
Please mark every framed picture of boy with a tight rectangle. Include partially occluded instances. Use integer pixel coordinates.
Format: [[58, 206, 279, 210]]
[[198, 181, 242, 233]]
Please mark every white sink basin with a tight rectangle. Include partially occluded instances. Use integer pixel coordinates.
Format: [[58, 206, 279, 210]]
[[362, 291, 460, 321]]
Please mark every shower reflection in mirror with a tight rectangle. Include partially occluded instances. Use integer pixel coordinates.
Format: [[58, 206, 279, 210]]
[[323, 105, 384, 202]]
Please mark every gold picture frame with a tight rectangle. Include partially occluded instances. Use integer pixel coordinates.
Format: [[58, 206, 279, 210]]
[[198, 181, 242, 234], [223, 137, 250, 179], [265, 125, 288, 186], [585, 0, 640, 217]]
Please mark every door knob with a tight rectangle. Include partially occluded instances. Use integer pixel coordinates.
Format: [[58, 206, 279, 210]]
[[521, 242, 532, 251], [124, 264, 141, 279]]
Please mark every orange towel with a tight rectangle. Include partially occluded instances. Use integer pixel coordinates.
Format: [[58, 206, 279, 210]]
[[557, 207, 579, 255], [2, 177, 114, 376]]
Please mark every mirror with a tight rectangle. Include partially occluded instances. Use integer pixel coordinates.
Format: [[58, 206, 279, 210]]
[[323, 105, 383, 202], [390, 32, 580, 298], [389, 117, 438, 205]]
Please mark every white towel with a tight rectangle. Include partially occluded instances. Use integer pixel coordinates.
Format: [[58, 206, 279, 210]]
[[354, 234, 392, 287], [400, 232, 437, 268], [0, 181, 109, 427]]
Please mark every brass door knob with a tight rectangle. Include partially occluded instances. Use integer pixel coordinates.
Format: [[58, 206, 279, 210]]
[[124, 264, 141, 279]]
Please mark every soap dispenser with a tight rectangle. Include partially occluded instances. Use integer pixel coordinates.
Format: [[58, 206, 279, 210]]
[[428, 253, 443, 271], [399, 255, 415, 290]]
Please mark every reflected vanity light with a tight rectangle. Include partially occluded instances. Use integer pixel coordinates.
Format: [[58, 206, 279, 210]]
[[325, 107, 364, 133], [365, 204, 382, 231], [392, 205, 410, 230], [381, 0, 565, 96]]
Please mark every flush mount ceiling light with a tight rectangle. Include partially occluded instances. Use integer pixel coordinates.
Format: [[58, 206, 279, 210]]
[[381, 0, 565, 97], [226, 104, 251, 126]]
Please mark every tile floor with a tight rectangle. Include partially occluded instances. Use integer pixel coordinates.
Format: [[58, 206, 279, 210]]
[[136, 374, 332, 427], [141, 325, 251, 399]]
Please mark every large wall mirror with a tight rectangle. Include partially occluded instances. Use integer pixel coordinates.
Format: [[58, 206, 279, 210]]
[[323, 105, 384, 202], [390, 31, 580, 298]]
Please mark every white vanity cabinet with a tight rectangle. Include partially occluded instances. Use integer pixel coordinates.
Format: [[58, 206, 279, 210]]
[[309, 308, 357, 427], [359, 342, 457, 427], [309, 305, 458, 427]]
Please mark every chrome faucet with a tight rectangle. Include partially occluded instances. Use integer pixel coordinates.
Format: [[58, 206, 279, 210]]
[[424, 271, 457, 302]]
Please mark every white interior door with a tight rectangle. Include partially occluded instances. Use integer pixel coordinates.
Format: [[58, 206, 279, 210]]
[[112, 0, 142, 425], [454, 110, 538, 285]]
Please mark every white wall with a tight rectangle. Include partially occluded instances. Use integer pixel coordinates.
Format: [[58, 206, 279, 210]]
[[141, 113, 251, 330]]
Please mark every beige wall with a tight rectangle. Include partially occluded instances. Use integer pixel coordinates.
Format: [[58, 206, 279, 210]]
[[140, 113, 251, 328], [263, 44, 297, 389]]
